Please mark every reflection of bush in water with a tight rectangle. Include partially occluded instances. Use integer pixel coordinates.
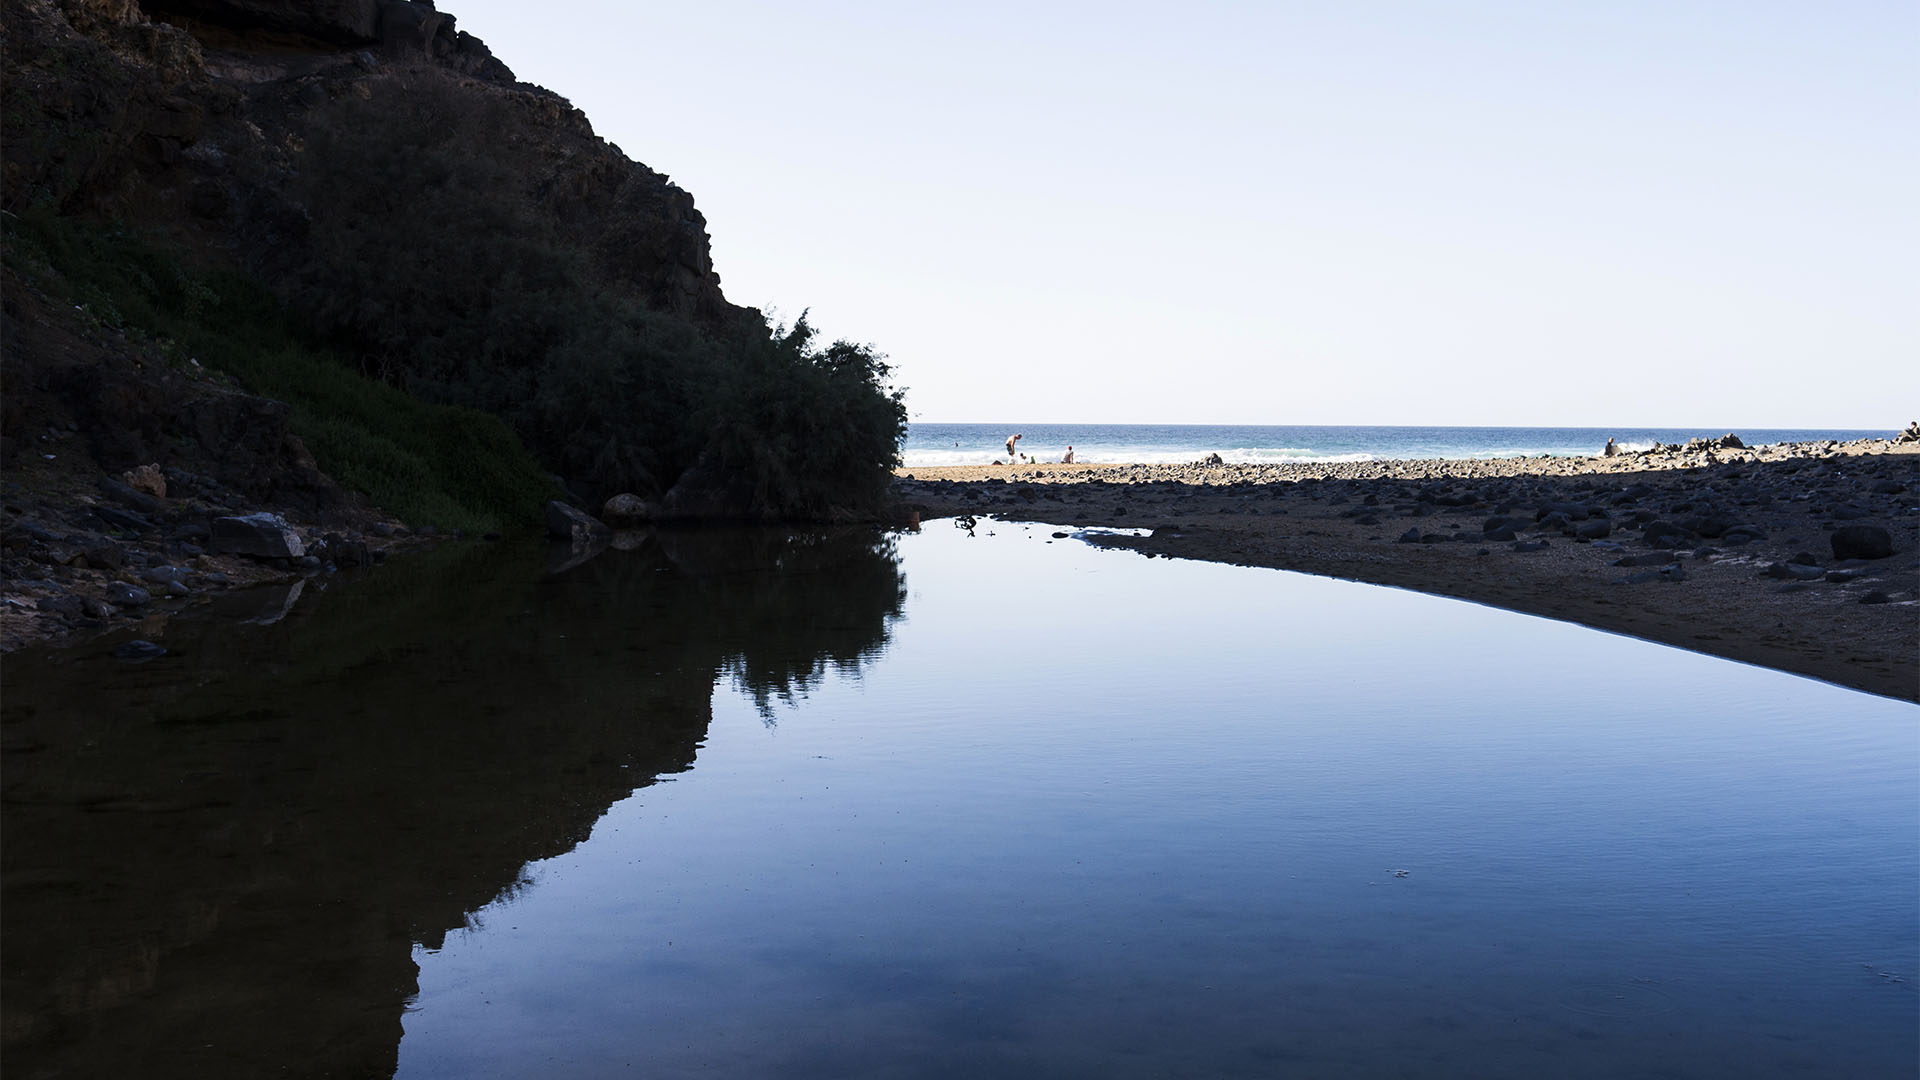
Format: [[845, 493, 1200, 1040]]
[[0, 527, 909, 1079], [595, 528, 907, 722]]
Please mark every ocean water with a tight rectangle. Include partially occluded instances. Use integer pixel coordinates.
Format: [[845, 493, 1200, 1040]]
[[902, 423, 1893, 467]]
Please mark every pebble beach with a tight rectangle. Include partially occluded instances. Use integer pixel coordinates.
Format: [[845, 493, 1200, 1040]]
[[893, 437, 1920, 702]]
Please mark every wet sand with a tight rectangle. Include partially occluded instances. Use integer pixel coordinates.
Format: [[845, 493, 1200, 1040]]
[[893, 439, 1920, 703]]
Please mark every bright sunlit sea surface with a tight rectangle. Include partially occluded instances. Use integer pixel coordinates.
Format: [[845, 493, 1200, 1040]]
[[902, 423, 1894, 466], [394, 523, 1917, 1080]]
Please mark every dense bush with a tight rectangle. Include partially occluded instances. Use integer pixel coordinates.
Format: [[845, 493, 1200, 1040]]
[[291, 78, 906, 518], [703, 315, 907, 518]]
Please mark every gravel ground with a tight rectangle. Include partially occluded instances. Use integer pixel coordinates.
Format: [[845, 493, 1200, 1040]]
[[893, 438, 1920, 703]]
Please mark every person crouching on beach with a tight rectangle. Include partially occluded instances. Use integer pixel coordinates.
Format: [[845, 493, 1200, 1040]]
[[1061, 446, 1074, 463], [1006, 433, 1023, 461]]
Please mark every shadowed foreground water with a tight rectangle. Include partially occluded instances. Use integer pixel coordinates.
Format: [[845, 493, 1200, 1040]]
[[3, 522, 1914, 1079]]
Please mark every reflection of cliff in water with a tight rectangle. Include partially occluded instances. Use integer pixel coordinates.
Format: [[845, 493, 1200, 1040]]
[[0, 528, 906, 1080]]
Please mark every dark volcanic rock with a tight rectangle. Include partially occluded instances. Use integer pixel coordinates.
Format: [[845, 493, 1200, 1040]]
[[1828, 525, 1895, 561], [103, 582, 152, 607], [321, 533, 373, 567], [141, 0, 382, 45], [93, 506, 155, 533], [601, 493, 654, 527], [212, 512, 306, 557], [1536, 502, 1595, 522], [1641, 521, 1693, 548], [1681, 515, 1733, 538], [545, 500, 610, 543], [98, 475, 163, 514], [81, 543, 127, 570], [112, 638, 168, 660], [1613, 551, 1677, 567], [656, 456, 766, 521]]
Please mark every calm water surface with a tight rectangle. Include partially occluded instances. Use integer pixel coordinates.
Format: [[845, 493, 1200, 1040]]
[[3, 523, 1913, 1079]]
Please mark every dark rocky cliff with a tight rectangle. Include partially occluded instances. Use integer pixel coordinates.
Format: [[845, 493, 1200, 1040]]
[[1, 0, 906, 654], [4, 0, 752, 330]]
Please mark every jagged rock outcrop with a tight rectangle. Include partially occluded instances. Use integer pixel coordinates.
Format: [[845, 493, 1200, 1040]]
[[3, 0, 749, 329], [0, 255, 348, 512]]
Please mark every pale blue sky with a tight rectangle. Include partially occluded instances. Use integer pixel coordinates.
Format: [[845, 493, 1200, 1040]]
[[451, 1, 1914, 427]]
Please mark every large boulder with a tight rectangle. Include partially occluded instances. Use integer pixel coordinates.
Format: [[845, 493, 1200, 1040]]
[[1641, 520, 1693, 548], [1681, 514, 1734, 539], [545, 500, 610, 543], [1830, 525, 1895, 561], [655, 455, 765, 521], [120, 463, 167, 499], [103, 582, 152, 607], [211, 512, 305, 557], [601, 493, 654, 527]]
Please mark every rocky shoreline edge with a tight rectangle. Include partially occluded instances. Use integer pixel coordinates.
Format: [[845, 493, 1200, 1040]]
[[0, 464, 448, 656], [7, 436, 1915, 702], [891, 436, 1920, 703]]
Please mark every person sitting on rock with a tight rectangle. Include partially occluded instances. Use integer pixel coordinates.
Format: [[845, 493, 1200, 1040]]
[[1901, 420, 1920, 443], [1061, 446, 1075, 463], [1603, 437, 1619, 457]]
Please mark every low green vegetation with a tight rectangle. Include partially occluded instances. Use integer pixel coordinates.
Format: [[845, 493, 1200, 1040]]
[[6, 207, 559, 532]]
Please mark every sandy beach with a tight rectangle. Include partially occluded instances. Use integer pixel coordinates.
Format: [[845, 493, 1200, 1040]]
[[893, 438, 1920, 703]]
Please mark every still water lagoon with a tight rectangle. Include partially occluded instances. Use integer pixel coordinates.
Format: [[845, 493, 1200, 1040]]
[[4, 522, 1914, 1078]]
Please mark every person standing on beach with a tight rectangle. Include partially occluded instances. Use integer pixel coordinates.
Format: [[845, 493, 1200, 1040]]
[[1006, 433, 1023, 461]]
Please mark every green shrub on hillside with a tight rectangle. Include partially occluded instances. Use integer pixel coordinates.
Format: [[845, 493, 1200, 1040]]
[[5, 208, 558, 532], [292, 78, 906, 517], [703, 315, 907, 518]]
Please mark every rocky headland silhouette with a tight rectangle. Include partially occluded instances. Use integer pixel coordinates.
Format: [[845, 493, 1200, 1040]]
[[2, 0, 908, 653]]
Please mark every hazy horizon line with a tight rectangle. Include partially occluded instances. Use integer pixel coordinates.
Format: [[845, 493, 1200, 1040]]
[[907, 419, 1899, 432]]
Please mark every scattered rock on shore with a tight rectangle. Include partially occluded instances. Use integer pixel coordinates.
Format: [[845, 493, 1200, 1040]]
[[888, 435, 1920, 702], [1830, 525, 1895, 561], [212, 513, 307, 558]]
